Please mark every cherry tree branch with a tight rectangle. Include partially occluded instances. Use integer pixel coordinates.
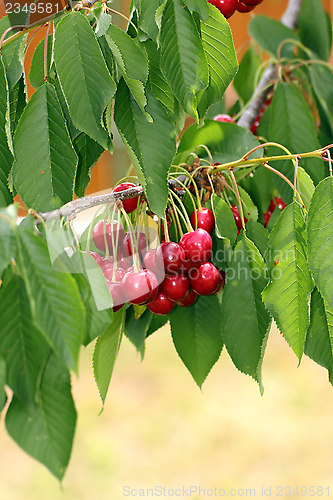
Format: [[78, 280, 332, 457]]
[[237, 0, 304, 130]]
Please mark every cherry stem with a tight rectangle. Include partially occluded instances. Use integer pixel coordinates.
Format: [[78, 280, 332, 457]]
[[109, 203, 118, 282], [263, 162, 305, 208], [229, 169, 246, 234], [326, 149, 333, 177], [167, 198, 180, 241], [86, 204, 105, 254], [163, 215, 170, 243], [169, 189, 193, 232], [120, 207, 140, 272], [106, 7, 138, 32], [195, 144, 213, 165], [169, 166, 200, 210]]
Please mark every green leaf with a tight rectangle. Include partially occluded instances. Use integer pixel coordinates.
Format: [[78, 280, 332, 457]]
[[6, 353, 76, 481], [0, 275, 50, 409], [114, 80, 176, 218], [12, 83, 78, 212], [145, 39, 175, 114], [0, 353, 6, 411], [299, 0, 330, 60], [183, 0, 209, 22], [175, 120, 261, 166], [262, 202, 313, 359], [238, 185, 258, 222], [309, 63, 333, 136], [0, 205, 17, 276], [29, 35, 53, 89], [305, 287, 333, 385], [245, 219, 269, 258], [233, 45, 261, 105], [248, 15, 300, 59], [160, 0, 209, 120], [93, 308, 125, 405], [146, 313, 169, 338], [197, 3, 238, 119], [169, 295, 223, 387], [95, 12, 112, 38], [134, 0, 165, 40], [0, 18, 26, 89], [268, 82, 325, 203], [9, 75, 26, 137], [54, 12, 116, 149], [125, 307, 152, 359], [18, 229, 85, 373], [73, 133, 103, 197], [307, 177, 333, 313], [298, 166, 315, 211], [221, 236, 271, 390], [211, 194, 238, 245], [50, 73, 81, 142], [0, 56, 14, 207]]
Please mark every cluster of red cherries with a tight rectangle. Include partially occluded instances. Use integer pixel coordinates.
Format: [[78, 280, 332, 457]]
[[208, 0, 263, 19], [87, 183, 238, 316]]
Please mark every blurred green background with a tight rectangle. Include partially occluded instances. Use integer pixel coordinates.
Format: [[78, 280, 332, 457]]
[[1, 322, 333, 499]]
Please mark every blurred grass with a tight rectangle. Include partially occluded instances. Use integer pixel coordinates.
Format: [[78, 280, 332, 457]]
[[1, 322, 333, 499]]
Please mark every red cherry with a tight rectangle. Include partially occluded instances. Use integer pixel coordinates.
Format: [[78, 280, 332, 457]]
[[208, 0, 237, 18], [211, 269, 226, 295], [190, 207, 215, 234], [268, 199, 276, 213], [161, 273, 190, 302], [263, 210, 272, 228], [213, 114, 234, 123], [142, 249, 164, 282], [120, 232, 147, 259], [112, 182, 140, 214], [148, 289, 175, 316], [235, 0, 256, 12], [88, 251, 104, 267], [122, 269, 159, 305], [180, 229, 212, 266], [104, 266, 126, 282], [92, 219, 124, 253], [240, 0, 263, 6], [230, 205, 248, 231], [107, 281, 125, 312], [250, 119, 261, 135], [189, 262, 219, 296], [275, 197, 287, 210], [155, 241, 186, 275], [176, 289, 198, 307]]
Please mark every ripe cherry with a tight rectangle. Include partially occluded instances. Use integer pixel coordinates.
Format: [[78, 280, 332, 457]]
[[189, 262, 219, 296], [142, 249, 164, 282], [88, 251, 104, 267], [120, 231, 147, 259], [104, 266, 126, 282], [211, 268, 226, 294], [241, 0, 263, 5], [190, 207, 215, 234], [122, 269, 159, 305], [235, 0, 256, 12], [112, 182, 140, 214], [177, 289, 198, 307], [92, 219, 124, 253], [148, 289, 175, 316], [275, 197, 287, 210], [213, 114, 234, 123], [106, 281, 125, 312], [208, 0, 237, 18], [230, 205, 248, 231], [161, 273, 190, 302], [155, 241, 185, 275], [180, 228, 212, 266]]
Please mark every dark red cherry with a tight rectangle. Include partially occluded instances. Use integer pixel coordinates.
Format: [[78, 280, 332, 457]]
[[275, 197, 287, 210], [88, 251, 104, 267], [211, 269, 226, 295], [263, 211, 272, 228], [235, 0, 256, 11], [112, 182, 140, 214], [179, 229, 212, 266], [122, 269, 159, 305], [240, 0, 263, 6], [189, 262, 219, 296], [107, 281, 125, 312], [208, 0, 237, 18], [161, 273, 190, 302], [148, 289, 175, 316], [155, 241, 185, 275], [230, 205, 248, 231], [176, 289, 198, 307], [213, 114, 234, 123], [142, 249, 164, 282], [190, 207, 215, 234], [120, 232, 147, 259], [92, 219, 124, 253]]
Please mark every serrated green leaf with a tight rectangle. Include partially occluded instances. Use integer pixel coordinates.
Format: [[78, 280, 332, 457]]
[[0, 18, 26, 89], [0, 353, 6, 411], [6, 353, 76, 481], [262, 202, 312, 359], [12, 83, 78, 212], [134, 0, 164, 41], [0, 275, 50, 410], [175, 120, 261, 166], [145, 39, 175, 114], [222, 236, 271, 390], [238, 185, 258, 222], [54, 12, 116, 149], [114, 79, 176, 218], [0, 56, 14, 207], [50, 73, 80, 142], [268, 82, 325, 204], [299, 0, 330, 60], [0, 205, 17, 276], [249, 15, 300, 59], [298, 166, 315, 211], [125, 307, 152, 359], [9, 75, 26, 137], [160, 0, 209, 120], [93, 308, 125, 405], [169, 295, 223, 387], [245, 219, 269, 258], [233, 45, 261, 105], [29, 36, 53, 89], [211, 194, 237, 244], [197, 3, 238, 119], [307, 176, 333, 313], [305, 287, 333, 385], [18, 229, 85, 373], [309, 63, 333, 137], [73, 133, 103, 198], [146, 313, 169, 338], [183, 0, 209, 22], [95, 12, 112, 38]]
